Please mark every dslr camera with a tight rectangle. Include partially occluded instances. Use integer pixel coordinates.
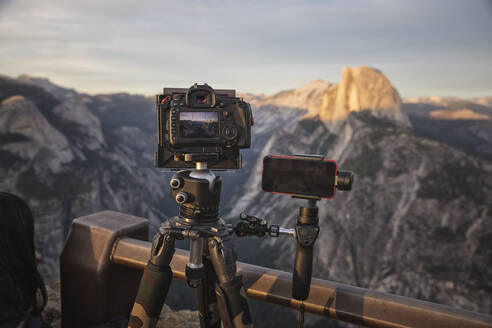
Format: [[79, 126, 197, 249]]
[[155, 83, 253, 169]]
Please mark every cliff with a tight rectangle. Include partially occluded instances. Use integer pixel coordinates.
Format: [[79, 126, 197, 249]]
[[244, 66, 411, 131], [1, 70, 491, 327]]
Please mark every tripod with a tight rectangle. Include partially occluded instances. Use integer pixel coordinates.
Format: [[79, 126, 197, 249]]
[[128, 162, 253, 328]]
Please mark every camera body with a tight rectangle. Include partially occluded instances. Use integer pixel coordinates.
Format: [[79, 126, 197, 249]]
[[155, 83, 253, 169]]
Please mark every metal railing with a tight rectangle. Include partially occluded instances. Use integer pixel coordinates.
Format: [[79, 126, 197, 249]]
[[60, 211, 492, 328]]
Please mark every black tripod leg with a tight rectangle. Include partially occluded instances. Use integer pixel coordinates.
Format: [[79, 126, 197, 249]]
[[197, 256, 221, 328], [208, 235, 253, 328], [128, 229, 175, 328]]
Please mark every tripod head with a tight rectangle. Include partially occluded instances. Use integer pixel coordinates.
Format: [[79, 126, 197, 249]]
[[168, 162, 223, 286], [170, 162, 222, 225]]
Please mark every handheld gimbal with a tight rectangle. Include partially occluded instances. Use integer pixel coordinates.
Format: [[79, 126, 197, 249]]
[[234, 154, 353, 327]]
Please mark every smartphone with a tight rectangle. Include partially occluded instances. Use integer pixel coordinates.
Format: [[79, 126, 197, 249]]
[[261, 155, 338, 199]]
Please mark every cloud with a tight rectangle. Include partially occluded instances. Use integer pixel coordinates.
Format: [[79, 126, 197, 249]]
[[0, 0, 491, 97]]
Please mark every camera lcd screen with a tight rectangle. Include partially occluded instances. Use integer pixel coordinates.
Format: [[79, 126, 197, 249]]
[[262, 155, 337, 198], [180, 112, 219, 138]]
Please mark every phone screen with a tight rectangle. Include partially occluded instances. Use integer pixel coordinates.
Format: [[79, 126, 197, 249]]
[[262, 155, 337, 198]]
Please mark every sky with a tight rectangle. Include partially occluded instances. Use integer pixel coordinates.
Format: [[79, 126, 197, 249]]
[[0, 0, 491, 98]]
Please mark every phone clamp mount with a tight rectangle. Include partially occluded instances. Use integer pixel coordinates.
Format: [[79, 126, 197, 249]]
[[232, 154, 353, 328], [232, 199, 319, 301], [129, 161, 253, 328]]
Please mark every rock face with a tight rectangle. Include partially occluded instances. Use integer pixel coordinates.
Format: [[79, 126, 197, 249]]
[[402, 96, 492, 159], [0, 76, 176, 282], [0, 95, 74, 173], [244, 67, 411, 133], [320, 67, 410, 129], [1, 71, 491, 328], [52, 98, 105, 151], [243, 79, 336, 118], [16, 74, 79, 101]]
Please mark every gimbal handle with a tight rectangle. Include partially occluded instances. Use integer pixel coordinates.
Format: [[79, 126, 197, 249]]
[[232, 203, 319, 301], [292, 200, 319, 301]]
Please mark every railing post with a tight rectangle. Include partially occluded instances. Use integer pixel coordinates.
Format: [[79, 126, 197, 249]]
[[60, 211, 148, 328]]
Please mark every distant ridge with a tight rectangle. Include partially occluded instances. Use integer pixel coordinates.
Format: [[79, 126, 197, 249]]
[[241, 78, 335, 117], [429, 109, 491, 121], [244, 66, 411, 129], [17, 74, 79, 101]]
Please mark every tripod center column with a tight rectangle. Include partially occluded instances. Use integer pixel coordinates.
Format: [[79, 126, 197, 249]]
[[196, 162, 207, 170]]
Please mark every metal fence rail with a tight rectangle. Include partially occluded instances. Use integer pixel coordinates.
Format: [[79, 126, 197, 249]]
[[61, 211, 492, 328], [111, 237, 492, 328]]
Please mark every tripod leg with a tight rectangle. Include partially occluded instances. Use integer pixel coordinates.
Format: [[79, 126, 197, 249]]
[[128, 229, 176, 328], [197, 257, 221, 328], [208, 235, 253, 328]]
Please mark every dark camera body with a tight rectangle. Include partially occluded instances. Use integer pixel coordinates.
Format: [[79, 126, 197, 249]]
[[155, 84, 253, 169]]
